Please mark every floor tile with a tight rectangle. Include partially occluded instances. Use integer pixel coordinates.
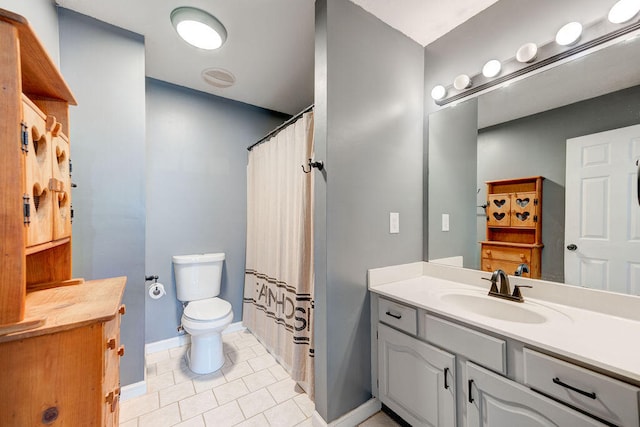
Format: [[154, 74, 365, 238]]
[[192, 370, 227, 393], [263, 399, 306, 427], [156, 356, 186, 375], [174, 415, 205, 427], [147, 371, 175, 393], [202, 401, 245, 427], [247, 353, 277, 372], [119, 392, 159, 421], [250, 343, 268, 356], [138, 402, 181, 427], [295, 419, 313, 427], [222, 360, 254, 382], [146, 363, 158, 378], [170, 345, 189, 359], [179, 390, 218, 420], [159, 381, 195, 407], [226, 347, 257, 364], [119, 418, 138, 427], [359, 411, 402, 426], [233, 335, 260, 350], [241, 368, 278, 392], [267, 378, 303, 403], [146, 349, 171, 365], [222, 332, 242, 343], [173, 362, 201, 384], [268, 364, 290, 381], [235, 413, 269, 427], [212, 378, 250, 405], [293, 393, 315, 417], [237, 388, 277, 419]]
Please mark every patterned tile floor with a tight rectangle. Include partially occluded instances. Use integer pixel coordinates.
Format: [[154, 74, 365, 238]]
[[120, 329, 399, 427]]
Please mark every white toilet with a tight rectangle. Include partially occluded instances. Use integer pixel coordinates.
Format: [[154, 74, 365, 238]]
[[173, 253, 233, 374]]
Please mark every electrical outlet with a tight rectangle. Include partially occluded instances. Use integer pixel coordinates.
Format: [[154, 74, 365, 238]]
[[442, 213, 450, 232]]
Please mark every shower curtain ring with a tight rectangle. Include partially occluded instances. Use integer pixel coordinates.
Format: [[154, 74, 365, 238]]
[[302, 158, 324, 173]]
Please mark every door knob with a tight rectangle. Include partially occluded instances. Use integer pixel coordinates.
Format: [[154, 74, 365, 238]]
[[567, 244, 577, 251]]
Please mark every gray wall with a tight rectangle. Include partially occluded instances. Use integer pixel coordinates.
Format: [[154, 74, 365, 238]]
[[428, 99, 478, 267], [477, 84, 640, 282], [314, 0, 424, 422], [59, 9, 146, 386], [145, 79, 288, 343], [424, 0, 621, 262], [0, 0, 59, 65]]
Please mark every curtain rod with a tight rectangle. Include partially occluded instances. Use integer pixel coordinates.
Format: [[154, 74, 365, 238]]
[[247, 104, 314, 151]]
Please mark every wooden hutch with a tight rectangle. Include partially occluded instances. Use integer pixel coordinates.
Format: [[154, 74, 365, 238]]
[[0, 9, 126, 426], [480, 176, 544, 278]]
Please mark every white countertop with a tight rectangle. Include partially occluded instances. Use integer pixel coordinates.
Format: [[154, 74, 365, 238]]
[[369, 262, 640, 384]]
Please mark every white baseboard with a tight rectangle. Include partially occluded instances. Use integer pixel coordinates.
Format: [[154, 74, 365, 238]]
[[145, 321, 245, 354], [312, 398, 381, 427], [120, 380, 147, 402]]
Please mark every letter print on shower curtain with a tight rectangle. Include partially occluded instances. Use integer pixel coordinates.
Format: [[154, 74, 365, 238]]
[[243, 111, 315, 398]]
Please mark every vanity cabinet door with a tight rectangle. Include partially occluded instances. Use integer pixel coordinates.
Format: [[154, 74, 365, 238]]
[[466, 362, 606, 427], [378, 323, 455, 427]]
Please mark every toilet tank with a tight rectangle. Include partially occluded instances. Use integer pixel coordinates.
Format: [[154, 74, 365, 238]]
[[173, 253, 225, 301]]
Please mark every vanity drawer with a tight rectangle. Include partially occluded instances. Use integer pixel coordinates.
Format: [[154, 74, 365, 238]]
[[423, 314, 506, 374], [523, 348, 640, 427], [378, 298, 417, 335], [482, 245, 531, 264]]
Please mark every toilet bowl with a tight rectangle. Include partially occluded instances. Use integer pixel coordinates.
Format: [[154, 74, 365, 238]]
[[181, 297, 233, 374], [173, 253, 233, 374]]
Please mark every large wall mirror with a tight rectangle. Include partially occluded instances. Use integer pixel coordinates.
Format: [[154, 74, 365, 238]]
[[428, 30, 640, 295]]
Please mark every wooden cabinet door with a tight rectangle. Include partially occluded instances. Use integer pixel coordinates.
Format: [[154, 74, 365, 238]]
[[378, 323, 456, 427], [465, 362, 606, 427], [487, 193, 511, 227], [510, 191, 538, 228]]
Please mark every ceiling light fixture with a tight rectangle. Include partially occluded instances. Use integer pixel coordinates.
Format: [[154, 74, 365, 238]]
[[170, 7, 227, 50], [482, 59, 502, 78], [431, 85, 447, 101], [608, 0, 640, 24], [555, 22, 582, 46]]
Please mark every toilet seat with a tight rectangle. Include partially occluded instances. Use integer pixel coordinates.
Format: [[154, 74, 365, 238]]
[[184, 297, 232, 322]]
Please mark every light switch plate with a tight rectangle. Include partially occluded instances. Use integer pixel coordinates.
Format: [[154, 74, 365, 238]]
[[390, 212, 400, 234], [442, 213, 450, 232]]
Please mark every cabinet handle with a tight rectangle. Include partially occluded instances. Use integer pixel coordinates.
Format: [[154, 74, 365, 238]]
[[468, 379, 475, 403], [107, 338, 116, 350], [486, 250, 491, 256], [519, 253, 525, 260], [119, 304, 126, 315], [552, 377, 596, 400], [444, 367, 450, 390], [118, 345, 125, 357], [385, 311, 402, 320]]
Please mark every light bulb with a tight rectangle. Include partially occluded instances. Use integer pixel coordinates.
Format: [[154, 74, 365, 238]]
[[556, 22, 582, 46], [482, 60, 501, 78]]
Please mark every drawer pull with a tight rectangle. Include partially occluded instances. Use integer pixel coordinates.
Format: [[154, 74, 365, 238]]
[[118, 345, 125, 357], [385, 311, 402, 320], [552, 377, 597, 400], [444, 367, 450, 390], [468, 379, 475, 403], [119, 304, 126, 315]]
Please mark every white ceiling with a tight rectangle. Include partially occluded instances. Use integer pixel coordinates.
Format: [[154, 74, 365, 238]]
[[55, 0, 497, 116]]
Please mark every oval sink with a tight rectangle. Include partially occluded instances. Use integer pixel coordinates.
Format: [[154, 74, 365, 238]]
[[438, 293, 548, 324]]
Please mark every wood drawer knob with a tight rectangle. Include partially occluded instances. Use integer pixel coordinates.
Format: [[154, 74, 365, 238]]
[[119, 305, 126, 315], [486, 250, 491, 256], [107, 338, 116, 350], [118, 345, 125, 357], [520, 254, 525, 259]]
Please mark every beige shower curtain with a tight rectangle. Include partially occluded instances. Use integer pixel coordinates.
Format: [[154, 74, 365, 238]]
[[243, 111, 315, 398]]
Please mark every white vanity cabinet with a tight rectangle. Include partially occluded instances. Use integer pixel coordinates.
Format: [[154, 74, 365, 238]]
[[378, 323, 456, 426], [372, 294, 638, 427], [466, 362, 605, 427]]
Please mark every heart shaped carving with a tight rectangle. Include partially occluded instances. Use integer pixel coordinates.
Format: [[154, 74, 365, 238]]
[[493, 199, 506, 208], [493, 212, 506, 221], [516, 198, 530, 208], [516, 212, 530, 221]]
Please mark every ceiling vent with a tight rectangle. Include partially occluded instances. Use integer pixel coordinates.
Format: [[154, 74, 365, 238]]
[[201, 68, 236, 88]]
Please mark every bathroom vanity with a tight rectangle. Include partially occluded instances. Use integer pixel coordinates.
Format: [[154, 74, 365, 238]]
[[369, 262, 640, 427], [0, 10, 126, 426]]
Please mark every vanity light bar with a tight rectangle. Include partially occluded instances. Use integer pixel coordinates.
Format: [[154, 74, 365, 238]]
[[432, 12, 640, 106]]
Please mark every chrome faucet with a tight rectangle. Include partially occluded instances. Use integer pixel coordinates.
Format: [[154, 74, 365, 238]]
[[515, 263, 529, 277], [483, 269, 532, 303]]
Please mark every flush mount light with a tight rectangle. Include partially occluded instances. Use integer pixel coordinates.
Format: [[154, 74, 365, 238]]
[[482, 59, 502, 78], [171, 7, 227, 50], [516, 42, 538, 63], [555, 22, 582, 46], [453, 74, 472, 90], [431, 85, 447, 101], [608, 0, 640, 24]]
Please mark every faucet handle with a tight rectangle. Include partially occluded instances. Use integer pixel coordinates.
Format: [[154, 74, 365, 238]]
[[512, 284, 532, 302], [482, 276, 499, 294]]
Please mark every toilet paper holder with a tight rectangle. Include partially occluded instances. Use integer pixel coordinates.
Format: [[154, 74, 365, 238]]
[[145, 275, 159, 283]]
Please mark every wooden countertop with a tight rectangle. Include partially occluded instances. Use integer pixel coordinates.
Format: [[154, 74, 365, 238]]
[[0, 276, 126, 343]]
